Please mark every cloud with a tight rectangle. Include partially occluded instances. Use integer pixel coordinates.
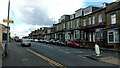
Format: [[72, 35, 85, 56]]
[[10, 23, 50, 38], [18, 7, 53, 25], [9, 0, 85, 26], [10, 0, 54, 26], [0, 0, 85, 38]]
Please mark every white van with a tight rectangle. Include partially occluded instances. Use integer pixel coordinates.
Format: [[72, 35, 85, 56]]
[[21, 39, 31, 47]]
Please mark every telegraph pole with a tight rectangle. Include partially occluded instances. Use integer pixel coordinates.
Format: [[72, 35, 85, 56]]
[[3, 0, 13, 56], [5, 0, 10, 56]]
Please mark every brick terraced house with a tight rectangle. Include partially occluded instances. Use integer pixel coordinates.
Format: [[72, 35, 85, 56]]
[[28, 1, 120, 48]]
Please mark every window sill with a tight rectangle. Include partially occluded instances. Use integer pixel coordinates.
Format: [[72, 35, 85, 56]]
[[108, 42, 119, 43]]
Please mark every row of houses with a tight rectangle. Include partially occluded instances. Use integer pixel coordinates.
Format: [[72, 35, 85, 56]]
[[28, 1, 120, 48]]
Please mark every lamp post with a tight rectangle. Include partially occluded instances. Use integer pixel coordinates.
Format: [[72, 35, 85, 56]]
[[5, 0, 10, 56]]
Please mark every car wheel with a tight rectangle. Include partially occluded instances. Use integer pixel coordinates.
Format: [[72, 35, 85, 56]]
[[21, 44, 23, 47]]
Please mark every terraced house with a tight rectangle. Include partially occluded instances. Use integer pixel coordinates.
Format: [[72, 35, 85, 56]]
[[28, 1, 120, 48], [55, 15, 70, 41], [45, 26, 55, 40], [106, 1, 120, 48], [81, 5, 106, 47]]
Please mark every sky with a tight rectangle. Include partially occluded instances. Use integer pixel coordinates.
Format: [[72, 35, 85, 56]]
[[0, 0, 116, 38]]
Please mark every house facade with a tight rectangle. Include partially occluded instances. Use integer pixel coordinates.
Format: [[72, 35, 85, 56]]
[[106, 1, 120, 48], [28, 1, 120, 48]]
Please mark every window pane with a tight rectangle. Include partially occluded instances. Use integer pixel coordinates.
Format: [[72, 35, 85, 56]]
[[89, 33, 92, 42], [115, 31, 119, 42], [93, 33, 95, 42], [81, 31, 84, 40], [109, 32, 114, 42], [92, 16, 95, 24], [98, 14, 102, 23], [111, 14, 116, 24], [84, 32, 86, 40], [89, 17, 91, 25], [83, 19, 86, 26]]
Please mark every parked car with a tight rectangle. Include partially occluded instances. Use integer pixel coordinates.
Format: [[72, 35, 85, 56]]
[[44, 40, 50, 44], [55, 40, 61, 45], [58, 40, 66, 46], [34, 39, 39, 42], [21, 39, 31, 47], [49, 39, 54, 44], [39, 39, 44, 43], [66, 41, 82, 47], [52, 40, 57, 45]]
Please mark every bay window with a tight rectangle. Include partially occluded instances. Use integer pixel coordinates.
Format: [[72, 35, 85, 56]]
[[108, 30, 119, 43]]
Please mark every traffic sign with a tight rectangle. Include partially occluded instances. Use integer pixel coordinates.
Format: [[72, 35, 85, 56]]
[[3, 19, 14, 23]]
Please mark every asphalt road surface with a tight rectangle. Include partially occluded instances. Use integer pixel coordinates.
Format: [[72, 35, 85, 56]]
[[29, 42, 118, 66], [2, 42, 119, 68]]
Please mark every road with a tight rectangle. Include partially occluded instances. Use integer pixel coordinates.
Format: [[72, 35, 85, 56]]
[[2, 42, 119, 68], [29, 42, 118, 66], [2, 42, 52, 67]]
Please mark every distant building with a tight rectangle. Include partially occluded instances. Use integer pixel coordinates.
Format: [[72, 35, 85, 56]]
[[0, 24, 10, 43]]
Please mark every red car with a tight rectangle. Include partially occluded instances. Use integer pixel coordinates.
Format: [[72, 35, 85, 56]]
[[66, 41, 82, 47]]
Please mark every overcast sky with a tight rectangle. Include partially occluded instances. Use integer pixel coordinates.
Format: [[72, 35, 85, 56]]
[[0, 0, 115, 38]]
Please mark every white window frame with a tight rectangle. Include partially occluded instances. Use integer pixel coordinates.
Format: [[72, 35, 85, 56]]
[[98, 14, 102, 23], [76, 19, 79, 27], [89, 33, 92, 42], [83, 18, 86, 26], [63, 23, 65, 28], [92, 16, 95, 24], [70, 21, 72, 28], [93, 32, 95, 42], [111, 14, 116, 24], [67, 22, 70, 29], [88, 17, 91, 25], [81, 31, 84, 40], [108, 30, 119, 43], [77, 30, 80, 38]]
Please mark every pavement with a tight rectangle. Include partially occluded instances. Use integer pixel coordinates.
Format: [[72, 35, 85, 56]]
[[84, 46, 120, 52], [81, 46, 120, 66], [0, 43, 5, 68]]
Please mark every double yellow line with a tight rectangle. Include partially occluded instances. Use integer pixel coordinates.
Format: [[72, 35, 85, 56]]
[[27, 49, 66, 68]]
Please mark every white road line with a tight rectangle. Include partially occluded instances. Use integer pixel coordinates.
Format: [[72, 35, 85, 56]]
[[65, 52, 84, 54]]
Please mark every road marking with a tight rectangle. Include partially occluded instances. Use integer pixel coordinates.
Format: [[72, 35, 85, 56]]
[[21, 59, 29, 61], [82, 57, 87, 58], [65, 49, 69, 50], [59, 50, 63, 51], [27, 49, 66, 68], [65, 52, 83, 54]]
